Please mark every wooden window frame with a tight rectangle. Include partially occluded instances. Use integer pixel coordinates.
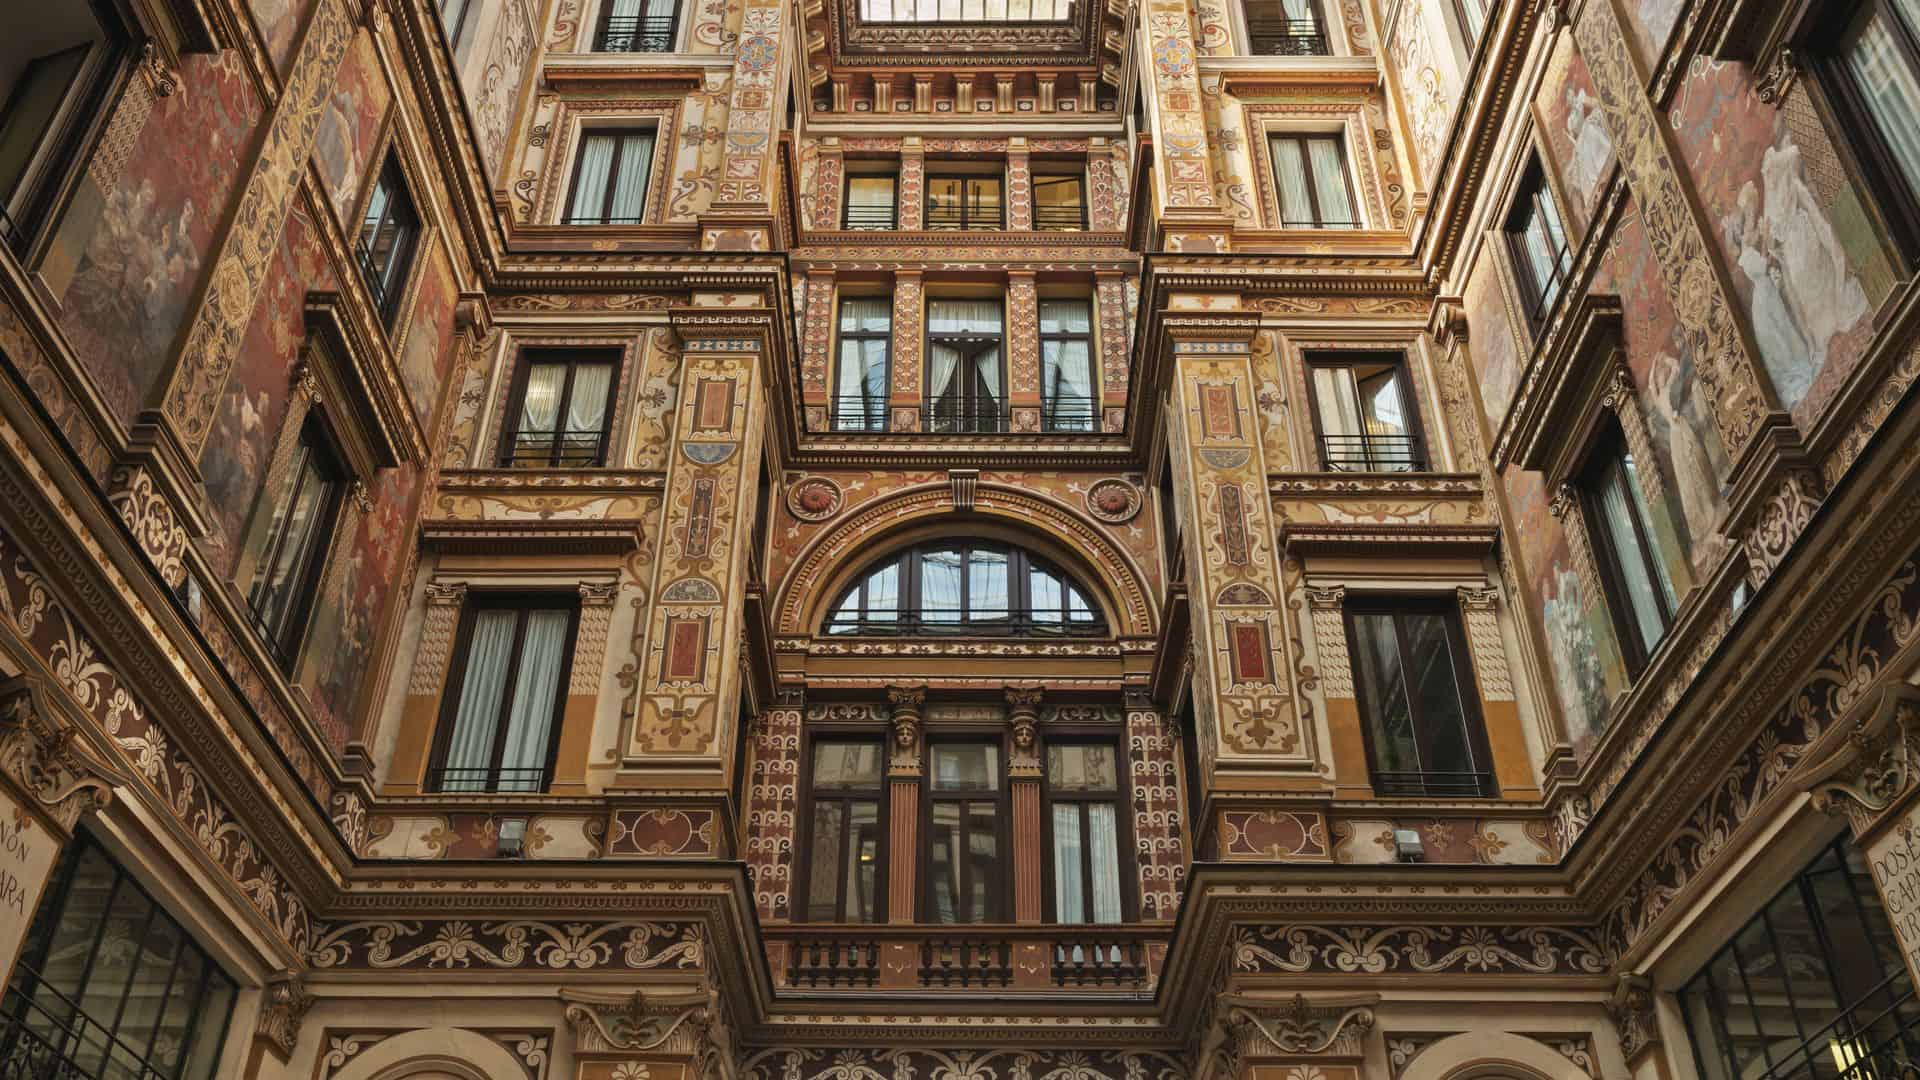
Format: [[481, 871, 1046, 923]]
[[1032, 172, 1088, 231], [921, 736, 1009, 924], [1808, 0, 1920, 264], [926, 174, 1005, 230], [824, 540, 1108, 637], [1342, 595, 1497, 799], [1576, 421, 1673, 676], [1300, 350, 1430, 472], [1040, 735, 1137, 924], [247, 413, 349, 670], [797, 730, 890, 923], [357, 153, 421, 326], [1038, 295, 1096, 431], [1450, 0, 1491, 47], [496, 347, 623, 468], [832, 295, 892, 431], [439, 0, 473, 49], [1503, 158, 1572, 330], [426, 591, 581, 794], [842, 172, 899, 229], [1266, 133, 1360, 228], [564, 126, 656, 225]]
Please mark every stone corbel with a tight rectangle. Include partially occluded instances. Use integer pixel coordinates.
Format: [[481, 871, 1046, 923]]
[[562, 986, 732, 1076], [1221, 993, 1377, 1060], [1608, 974, 1660, 1062], [252, 970, 314, 1063], [0, 678, 123, 836], [1755, 48, 1800, 104], [1803, 686, 1920, 837]]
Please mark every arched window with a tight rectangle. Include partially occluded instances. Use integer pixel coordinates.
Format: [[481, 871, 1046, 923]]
[[824, 541, 1106, 636]]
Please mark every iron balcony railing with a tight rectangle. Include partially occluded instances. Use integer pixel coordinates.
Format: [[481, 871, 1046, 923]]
[[1248, 18, 1331, 55], [823, 610, 1106, 637], [827, 394, 891, 433], [1033, 203, 1086, 230], [1317, 433, 1425, 472], [430, 765, 552, 794], [1371, 769, 1495, 798], [923, 396, 1008, 434], [354, 241, 394, 319], [595, 13, 677, 51], [0, 978, 200, 1080], [1042, 394, 1098, 432], [561, 211, 648, 225], [501, 429, 611, 468], [843, 204, 897, 230], [925, 205, 1004, 230]]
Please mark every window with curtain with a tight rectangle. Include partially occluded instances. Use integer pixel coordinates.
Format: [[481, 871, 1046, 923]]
[[824, 541, 1105, 636], [247, 416, 349, 669], [0, 835, 237, 1079], [844, 174, 898, 229], [1046, 743, 1126, 923], [1829, 0, 1920, 260], [1268, 134, 1358, 227], [1346, 599, 1497, 798], [431, 595, 579, 793], [1680, 838, 1915, 1080], [358, 154, 421, 323], [594, 0, 679, 51], [1033, 174, 1086, 230], [1245, 0, 1329, 54], [803, 739, 886, 922], [565, 129, 655, 224], [1040, 298, 1096, 432], [1504, 161, 1571, 326], [834, 298, 891, 431], [1579, 424, 1678, 676], [927, 175, 1004, 229], [1306, 354, 1426, 471], [925, 742, 1004, 923], [926, 298, 1005, 432], [500, 348, 620, 467], [0, 0, 127, 255]]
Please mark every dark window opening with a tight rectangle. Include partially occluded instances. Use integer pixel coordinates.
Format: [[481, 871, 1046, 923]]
[[844, 174, 898, 229], [429, 593, 580, 793], [1033, 174, 1087, 230], [1268, 134, 1358, 227], [564, 128, 655, 224], [499, 348, 620, 467], [1346, 598, 1497, 798], [802, 738, 886, 922], [1819, 0, 1920, 262], [358, 154, 421, 324], [1305, 353, 1427, 471], [1579, 422, 1678, 676], [826, 540, 1106, 637], [833, 297, 891, 432], [595, 0, 678, 51], [925, 741, 1004, 923], [1245, 0, 1330, 54], [0, 0, 129, 255], [1505, 160, 1572, 328], [1044, 742, 1128, 923], [927, 175, 1004, 230], [1040, 298, 1096, 432], [247, 416, 348, 669], [925, 298, 1005, 433]]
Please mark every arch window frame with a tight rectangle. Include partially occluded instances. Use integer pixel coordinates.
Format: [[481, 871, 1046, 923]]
[[823, 540, 1107, 637]]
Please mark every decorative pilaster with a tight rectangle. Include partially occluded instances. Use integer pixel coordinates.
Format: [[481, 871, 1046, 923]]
[[1305, 586, 1367, 798], [561, 987, 734, 1080], [1457, 586, 1535, 798], [551, 581, 619, 794], [251, 971, 315, 1067], [704, 0, 785, 248], [1095, 274, 1129, 430], [800, 270, 836, 425], [1006, 139, 1032, 230], [898, 139, 925, 230], [1007, 686, 1044, 923], [1126, 704, 1185, 919], [886, 685, 925, 923], [745, 707, 802, 921], [385, 580, 468, 794], [889, 273, 924, 432], [1007, 274, 1041, 433]]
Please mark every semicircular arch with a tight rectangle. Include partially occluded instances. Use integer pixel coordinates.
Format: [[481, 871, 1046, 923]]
[[1397, 1031, 1587, 1080], [328, 1028, 535, 1080], [775, 481, 1156, 638]]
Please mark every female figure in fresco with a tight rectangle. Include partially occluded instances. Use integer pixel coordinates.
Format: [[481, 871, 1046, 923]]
[[1725, 185, 1813, 408], [1759, 130, 1869, 386], [1648, 352, 1727, 572], [1564, 87, 1612, 213]]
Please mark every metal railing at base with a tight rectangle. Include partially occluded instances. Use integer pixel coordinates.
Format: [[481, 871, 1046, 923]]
[[429, 766, 552, 794], [595, 14, 677, 51], [1317, 433, 1425, 472]]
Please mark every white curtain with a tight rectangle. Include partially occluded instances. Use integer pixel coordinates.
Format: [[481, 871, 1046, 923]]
[[836, 299, 891, 429], [568, 137, 616, 222], [1087, 804, 1122, 922], [1846, 6, 1920, 197], [609, 133, 654, 222], [1596, 462, 1669, 651], [1312, 366, 1361, 437], [1270, 139, 1313, 226], [1040, 300, 1094, 426], [607, 0, 643, 17], [1308, 138, 1355, 226], [444, 611, 518, 790], [927, 300, 1003, 405], [1052, 805, 1085, 922], [1280, 0, 1315, 21], [847, 178, 895, 211], [498, 609, 570, 789], [564, 364, 614, 460]]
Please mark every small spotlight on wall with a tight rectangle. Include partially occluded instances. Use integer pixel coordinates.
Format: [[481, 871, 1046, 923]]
[[1394, 828, 1424, 863], [496, 817, 528, 859]]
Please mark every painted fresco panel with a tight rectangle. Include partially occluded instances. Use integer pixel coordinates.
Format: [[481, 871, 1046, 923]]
[[61, 53, 262, 425], [1668, 58, 1889, 421], [1462, 254, 1521, 432], [1537, 35, 1615, 224], [305, 466, 420, 745], [1388, 0, 1458, 184], [314, 30, 390, 225], [1502, 468, 1615, 752], [1626, 0, 1682, 66], [251, 0, 316, 72], [399, 243, 458, 432]]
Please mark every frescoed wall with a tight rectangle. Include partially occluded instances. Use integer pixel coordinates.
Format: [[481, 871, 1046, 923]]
[[1536, 35, 1615, 228], [1502, 468, 1615, 753], [314, 30, 392, 226]]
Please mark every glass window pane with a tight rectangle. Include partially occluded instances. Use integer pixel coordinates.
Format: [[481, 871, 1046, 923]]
[[1402, 613, 1476, 776], [1052, 804, 1085, 922], [931, 744, 999, 790], [441, 609, 519, 791], [1038, 299, 1092, 334], [1271, 138, 1314, 225], [866, 562, 899, 623], [929, 801, 961, 922], [1047, 745, 1119, 792], [182, 974, 235, 1080], [965, 803, 998, 920], [920, 549, 964, 622], [570, 136, 615, 221], [839, 297, 892, 332], [812, 741, 884, 788], [1087, 803, 1123, 923], [1307, 137, 1355, 226], [847, 801, 882, 922], [1030, 568, 1065, 623], [806, 801, 846, 920], [968, 548, 1009, 619], [1596, 457, 1668, 652], [1350, 613, 1420, 774], [117, 908, 186, 1066]]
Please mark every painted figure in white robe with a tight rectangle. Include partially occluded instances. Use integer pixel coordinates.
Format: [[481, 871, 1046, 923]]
[[1725, 184, 1814, 408], [1648, 352, 1728, 572], [1564, 87, 1613, 212], [1759, 132, 1869, 384]]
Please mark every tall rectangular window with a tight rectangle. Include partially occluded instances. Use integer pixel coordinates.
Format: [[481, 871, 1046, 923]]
[[0, 835, 237, 1080], [1046, 743, 1125, 923], [0, 0, 127, 254], [1245, 0, 1329, 54], [1346, 599, 1496, 798], [1268, 134, 1358, 228], [566, 129, 655, 224], [431, 595, 579, 793], [926, 299, 1005, 433], [927, 175, 1004, 230], [833, 298, 891, 432], [1305, 353, 1426, 471], [804, 739, 885, 922], [358, 154, 420, 323], [1033, 174, 1087, 230], [500, 348, 620, 467], [1580, 425, 1678, 675], [1829, 0, 1920, 258], [1040, 298, 1096, 432], [1505, 162, 1571, 326], [844, 174, 897, 229], [248, 417, 348, 668], [925, 742, 1004, 923], [1453, 0, 1492, 45], [594, 0, 679, 51]]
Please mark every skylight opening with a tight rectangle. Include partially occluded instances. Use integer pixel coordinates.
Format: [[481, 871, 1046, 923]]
[[857, 0, 1074, 22]]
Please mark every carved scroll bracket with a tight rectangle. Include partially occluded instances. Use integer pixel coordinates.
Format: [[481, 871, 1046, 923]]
[[1220, 992, 1378, 1060], [253, 970, 314, 1063], [1804, 687, 1920, 839], [1608, 974, 1661, 1062], [0, 677, 124, 836]]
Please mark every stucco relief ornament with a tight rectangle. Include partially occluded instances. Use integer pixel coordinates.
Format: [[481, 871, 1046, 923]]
[[1085, 478, 1142, 524], [0, 679, 120, 833], [1226, 993, 1375, 1057], [786, 476, 843, 523], [1807, 694, 1920, 835]]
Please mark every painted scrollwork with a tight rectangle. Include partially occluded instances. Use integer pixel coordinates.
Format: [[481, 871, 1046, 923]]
[[0, 678, 119, 834], [1225, 993, 1375, 1057]]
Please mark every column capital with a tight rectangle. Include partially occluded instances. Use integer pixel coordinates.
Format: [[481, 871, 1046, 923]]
[[252, 970, 315, 1064], [1007, 686, 1043, 779], [888, 685, 926, 777]]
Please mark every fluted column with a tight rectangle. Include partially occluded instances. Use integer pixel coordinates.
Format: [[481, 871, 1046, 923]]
[[1007, 687, 1044, 923], [887, 685, 925, 923]]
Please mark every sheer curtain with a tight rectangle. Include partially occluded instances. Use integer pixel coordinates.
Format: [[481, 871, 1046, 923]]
[[927, 301, 1004, 409], [1312, 365, 1362, 439], [1280, 0, 1316, 22], [444, 611, 517, 791], [1845, 5, 1920, 194], [1052, 806, 1086, 921], [569, 137, 615, 222], [514, 363, 565, 463], [837, 298, 891, 430], [1596, 461, 1668, 652], [1040, 300, 1093, 427], [564, 364, 614, 462], [609, 133, 654, 222], [1307, 139, 1355, 226], [1087, 805, 1122, 922], [1270, 139, 1314, 225], [497, 610, 569, 790]]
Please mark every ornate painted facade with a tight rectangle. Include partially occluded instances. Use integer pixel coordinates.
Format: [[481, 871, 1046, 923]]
[[0, 0, 1916, 1074]]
